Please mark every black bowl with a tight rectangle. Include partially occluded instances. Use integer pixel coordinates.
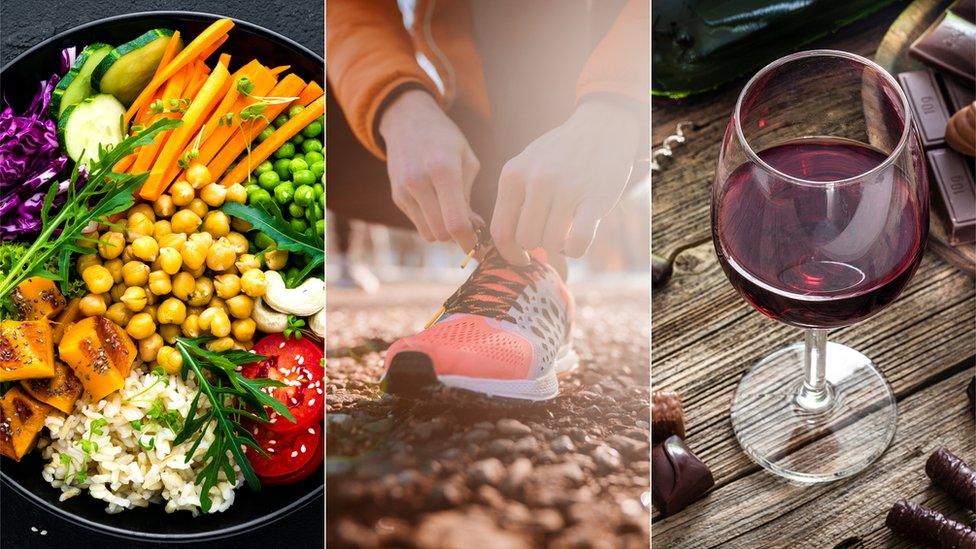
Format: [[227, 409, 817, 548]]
[[0, 11, 323, 542]]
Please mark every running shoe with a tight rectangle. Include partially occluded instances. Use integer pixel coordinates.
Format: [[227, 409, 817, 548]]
[[382, 247, 577, 401]]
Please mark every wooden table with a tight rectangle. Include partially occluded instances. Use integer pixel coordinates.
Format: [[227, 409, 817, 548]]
[[651, 3, 976, 546]]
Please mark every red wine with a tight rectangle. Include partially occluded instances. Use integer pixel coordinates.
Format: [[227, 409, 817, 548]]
[[714, 139, 927, 328]]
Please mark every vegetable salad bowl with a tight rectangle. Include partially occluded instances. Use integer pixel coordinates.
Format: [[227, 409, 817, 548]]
[[0, 11, 323, 541]]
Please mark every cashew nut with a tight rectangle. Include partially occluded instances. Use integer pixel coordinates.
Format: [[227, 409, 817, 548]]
[[252, 298, 288, 333], [264, 271, 325, 316], [309, 307, 325, 338]]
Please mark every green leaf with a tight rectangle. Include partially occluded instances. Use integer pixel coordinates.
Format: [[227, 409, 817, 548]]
[[221, 202, 323, 260]]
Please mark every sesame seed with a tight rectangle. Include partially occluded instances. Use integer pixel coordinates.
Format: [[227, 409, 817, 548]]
[[267, 448, 275, 453], [31, 527, 37, 533], [40, 531, 47, 536], [300, 444, 306, 453], [269, 440, 276, 445], [307, 427, 315, 435], [290, 451, 298, 458], [279, 342, 285, 349], [308, 398, 316, 406]]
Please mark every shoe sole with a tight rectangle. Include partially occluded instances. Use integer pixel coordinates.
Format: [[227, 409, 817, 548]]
[[384, 347, 579, 402]]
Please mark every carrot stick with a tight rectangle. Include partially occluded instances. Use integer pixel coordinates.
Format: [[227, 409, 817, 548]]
[[129, 67, 191, 173], [134, 31, 182, 125], [139, 58, 232, 200], [295, 81, 323, 106], [184, 61, 211, 98], [269, 65, 290, 77], [197, 34, 228, 62], [219, 96, 323, 186], [125, 18, 235, 124], [113, 154, 136, 173], [193, 64, 277, 167], [206, 74, 305, 180], [195, 59, 264, 145]]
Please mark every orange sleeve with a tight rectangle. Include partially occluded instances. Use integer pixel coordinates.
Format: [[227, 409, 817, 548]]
[[327, 0, 443, 159], [575, 0, 650, 105]]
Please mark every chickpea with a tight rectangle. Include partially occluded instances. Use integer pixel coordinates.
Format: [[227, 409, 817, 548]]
[[104, 302, 133, 326], [157, 346, 183, 374], [198, 307, 218, 331], [189, 231, 213, 247], [128, 204, 155, 223], [184, 263, 206, 278], [226, 183, 247, 204], [77, 236, 98, 250], [131, 235, 159, 262], [82, 265, 114, 294], [139, 334, 163, 362], [157, 247, 183, 275], [103, 259, 123, 284], [231, 217, 252, 232], [153, 194, 175, 218], [145, 271, 170, 296], [181, 314, 201, 338], [235, 254, 261, 273], [186, 163, 212, 188], [126, 212, 154, 241], [145, 291, 158, 306], [187, 305, 205, 317], [240, 269, 268, 297], [157, 297, 187, 325], [264, 249, 289, 270], [208, 296, 227, 312], [187, 198, 208, 219], [143, 304, 158, 320], [225, 232, 249, 255], [79, 294, 107, 316], [99, 292, 113, 307], [214, 274, 241, 299], [227, 295, 254, 319], [125, 313, 156, 339], [121, 261, 150, 287], [76, 253, 102, 275], [178, 240, 206, 271], [121, 286, 148, 312], [210, 309, 232, 338], [98, 231, 125, 259], [171, 209, 202, 235], [153, 220, 173, 240], [206, 240, 236, 271], [200, 183, 227, 207], [231, 318, 256, 342], [110, 283, 127, 303], [172, 272, 196, 300], [159, 323, 180, 344], [158, 232, 187, 251], [170, 180, 195, 206], [206, 337, 235, 352], [188, 278, 214, 307], [202, 210, 230, 237]]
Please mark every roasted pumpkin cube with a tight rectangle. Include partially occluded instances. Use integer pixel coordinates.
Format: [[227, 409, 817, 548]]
[[11, 277, 66, 320], [0, 386, 53, 461], [58, 316, 135, 401], [21, 360, 82, 414], [0, 319, 56, 381], [51, 297, 82, 345]]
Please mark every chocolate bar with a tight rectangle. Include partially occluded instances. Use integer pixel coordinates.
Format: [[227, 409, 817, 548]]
[[925, 447, 976, 511], [927, 148, 976, 244], [941, 76, 975, 112], [911, 10, 976, 84], [899, 71, 952, 149], [651, 435, 714, 515], [885, 499, 976, 547], [951, 0, 975, 24], [651, 391, 685, 443]]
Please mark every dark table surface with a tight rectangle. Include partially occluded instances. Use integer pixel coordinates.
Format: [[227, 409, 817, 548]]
[[0, 2, 323, 547]]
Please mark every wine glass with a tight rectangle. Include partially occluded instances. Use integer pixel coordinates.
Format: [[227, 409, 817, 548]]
[[711, 50, 928, 483]]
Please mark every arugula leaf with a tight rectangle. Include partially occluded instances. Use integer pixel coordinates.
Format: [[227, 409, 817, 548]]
[[221, 202, 324, 264]]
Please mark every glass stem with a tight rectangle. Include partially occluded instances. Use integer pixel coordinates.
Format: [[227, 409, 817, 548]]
[[795, 328, 833, 413]]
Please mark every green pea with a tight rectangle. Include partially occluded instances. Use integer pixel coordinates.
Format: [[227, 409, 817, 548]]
[[313, 183, 324, 199], [303, 151, 323, 165], [302, 139, 323, 153], [315, 219, 325, 236], [302, 120, 323, 138], [288, 158, 309, 174], [288, 203, 305, 218], [293, 170, 316, 188], [258, 170, 280, 191], [257, 127, 274, 142], [305, 204, 318, 223], [293, 184, 314, 207], [249, 188, 273, 207], [274, 183, 295, 204], [291, 133, 305, 145], [254, 231, 275, 249], [290, 218, 308, 233], [311, 161, 324, 179], [273, 159, 291, 180], [274, 142, 296, 159], [245, 184, 262, 196], [285, 267, 301, 285], [288, 105, 305, 118], [273, 114, 289, 128], [313, 202, 324, 221], [254, 161, 274, 175]]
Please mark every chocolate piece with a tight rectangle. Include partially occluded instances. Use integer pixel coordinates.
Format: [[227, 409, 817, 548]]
[[651, 254, 673, 288], [925, 447, 976, 511], [968, 377, 975, 415], [651, 435, 713, 515], [927, 148, 976, 244], [885, 499, 976, 548], [947, 103, 976, 156], [899, 71, 952, 148], [911, 11, 976, 84], [942, 76, 975, 112], [651, 391, 685, 443], [951, 0, 976, 23]]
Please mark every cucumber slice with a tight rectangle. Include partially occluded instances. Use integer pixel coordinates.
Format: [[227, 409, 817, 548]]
[[58, 94, 126, 166], [49, 43, 113, 119], [91, 29, 177, 106]]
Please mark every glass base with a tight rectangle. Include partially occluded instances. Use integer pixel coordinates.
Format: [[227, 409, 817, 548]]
[[731, 341, 897, 484]]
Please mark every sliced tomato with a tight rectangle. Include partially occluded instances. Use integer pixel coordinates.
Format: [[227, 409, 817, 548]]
[[246, 419, 322, 482], [244, 334, 324, 433]]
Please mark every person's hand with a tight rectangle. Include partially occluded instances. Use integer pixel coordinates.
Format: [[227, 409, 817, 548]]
[[490, 99, 641, 265], [378, 89, 480, 251]]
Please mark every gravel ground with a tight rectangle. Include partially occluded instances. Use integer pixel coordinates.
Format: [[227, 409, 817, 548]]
[[326, 280, 650, 548]]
